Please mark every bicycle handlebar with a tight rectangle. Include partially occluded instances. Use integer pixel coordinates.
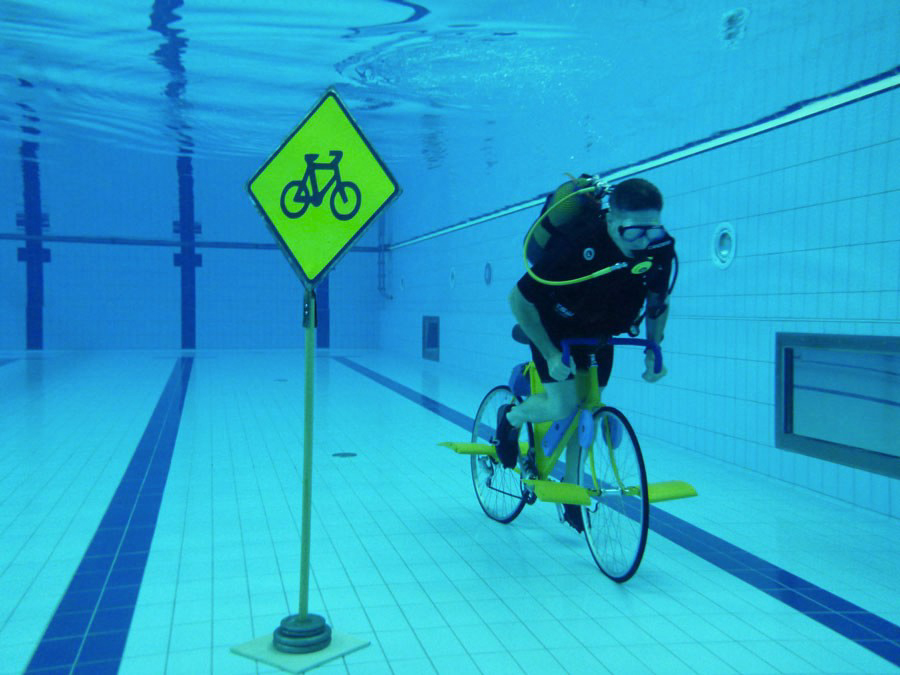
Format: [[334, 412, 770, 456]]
[[561, 337, 662, 374]]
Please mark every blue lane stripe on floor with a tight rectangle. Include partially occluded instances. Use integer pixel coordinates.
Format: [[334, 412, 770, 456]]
[[335, 356, 900, 668], [25, 357, 194, 675], [0, 358, 18, 368], [333, 356, 473, 431]]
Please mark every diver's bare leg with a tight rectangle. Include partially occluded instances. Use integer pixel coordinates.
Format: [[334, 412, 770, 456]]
[[505, 379, 578, 427]]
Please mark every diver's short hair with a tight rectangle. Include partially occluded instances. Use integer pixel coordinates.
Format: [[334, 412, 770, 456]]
[[610, 178, 663, 212]]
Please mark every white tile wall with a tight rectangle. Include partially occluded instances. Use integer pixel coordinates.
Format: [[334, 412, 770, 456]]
[[1, 2, 897, 510], [375, 11, 900, 515]]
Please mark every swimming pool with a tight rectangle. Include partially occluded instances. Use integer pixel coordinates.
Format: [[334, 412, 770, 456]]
[[1, 1, 898, 673]]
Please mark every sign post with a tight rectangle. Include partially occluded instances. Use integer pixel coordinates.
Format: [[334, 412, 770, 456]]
[[232, 88, 400, 672]]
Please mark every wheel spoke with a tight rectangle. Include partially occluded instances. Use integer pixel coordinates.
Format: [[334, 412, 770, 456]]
[[470, 386, 527, 524], [580, 407, 649, 582]]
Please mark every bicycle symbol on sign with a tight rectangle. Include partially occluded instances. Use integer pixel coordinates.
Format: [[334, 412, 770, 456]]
[[280, 150, 362, 221]]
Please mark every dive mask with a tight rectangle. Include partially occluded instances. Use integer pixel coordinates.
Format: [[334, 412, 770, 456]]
[[619, 224, 673, 251]]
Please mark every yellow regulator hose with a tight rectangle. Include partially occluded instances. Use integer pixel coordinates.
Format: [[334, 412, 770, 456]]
[[523, 185, 652, 286]]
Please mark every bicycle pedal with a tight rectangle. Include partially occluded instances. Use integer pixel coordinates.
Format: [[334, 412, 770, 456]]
[[439, 442, 498, 462], [646, 480, 698, 502]]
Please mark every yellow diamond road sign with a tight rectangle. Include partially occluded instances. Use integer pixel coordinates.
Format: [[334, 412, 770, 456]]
[[248, 88, 400, 288]]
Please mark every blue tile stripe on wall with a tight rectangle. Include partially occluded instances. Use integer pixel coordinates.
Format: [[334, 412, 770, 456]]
[[25, 357, 194, 674], [333, 356, 900, 667], [17, 130, 50, 351]]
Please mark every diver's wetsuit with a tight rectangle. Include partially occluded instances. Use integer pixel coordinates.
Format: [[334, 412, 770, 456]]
[[517, 188, 675, 385]]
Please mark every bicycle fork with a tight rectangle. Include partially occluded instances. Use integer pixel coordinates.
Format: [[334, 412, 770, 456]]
[[584, 412, 635, 499]]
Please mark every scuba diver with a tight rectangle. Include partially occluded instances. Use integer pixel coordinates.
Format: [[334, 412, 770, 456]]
[[496, 175, 677, 532]]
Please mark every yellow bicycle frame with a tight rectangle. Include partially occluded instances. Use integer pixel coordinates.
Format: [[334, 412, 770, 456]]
[[442, 339, 697, 505], [529, 362, 605, 488]]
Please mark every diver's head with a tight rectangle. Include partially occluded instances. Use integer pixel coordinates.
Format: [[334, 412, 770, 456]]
[[606, 178, 669, 258], [609, 178, 663, 212]]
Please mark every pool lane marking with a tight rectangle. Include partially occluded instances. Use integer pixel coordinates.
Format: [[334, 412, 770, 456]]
[[334, 355, 900, 667], [25, 357, 194, 674]]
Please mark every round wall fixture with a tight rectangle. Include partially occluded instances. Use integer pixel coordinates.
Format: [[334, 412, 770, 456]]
[[484, 262, 493, 285], [712, 222, 736, 269]]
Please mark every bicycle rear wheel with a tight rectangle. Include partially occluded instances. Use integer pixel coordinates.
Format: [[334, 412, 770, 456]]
[[280, 181, 310, 218], [470, 385, 527, 524], [580, 406, 649, 582]]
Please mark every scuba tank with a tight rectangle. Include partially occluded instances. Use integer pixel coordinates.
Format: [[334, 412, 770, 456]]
[[525, 174, 606, 266]]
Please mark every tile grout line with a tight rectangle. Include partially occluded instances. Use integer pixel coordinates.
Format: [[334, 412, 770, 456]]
[[333, 355, 900, 668], [24, 358, 194, 674]]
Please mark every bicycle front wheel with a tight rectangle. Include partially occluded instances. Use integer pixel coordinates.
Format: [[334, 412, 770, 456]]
[[580, 406, 649, 582], [470, 385, 527, 524], [330, 181, 361, 220]]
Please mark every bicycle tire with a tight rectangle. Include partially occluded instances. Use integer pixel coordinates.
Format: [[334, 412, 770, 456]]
[[470, 385, 527, 524], [281, 181, 310, 218], [580, 406, 649, 582]]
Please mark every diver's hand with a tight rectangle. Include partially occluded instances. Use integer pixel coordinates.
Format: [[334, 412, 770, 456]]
[[642, 349, 668, 383], [547, 352, 573, 381]]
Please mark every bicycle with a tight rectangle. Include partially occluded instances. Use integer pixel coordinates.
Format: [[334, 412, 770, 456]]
[[441, 336, 697, 582], [280, 150, 362, 221]]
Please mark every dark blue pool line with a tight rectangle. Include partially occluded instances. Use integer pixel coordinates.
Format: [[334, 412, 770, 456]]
[[334, 356, 473, 431], [334, 356, 900, 667], [25, 357, 194, 674], [0, 358, 18, 368]]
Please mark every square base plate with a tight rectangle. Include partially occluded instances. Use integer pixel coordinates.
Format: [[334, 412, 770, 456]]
[[231, 631, 369, 673]]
